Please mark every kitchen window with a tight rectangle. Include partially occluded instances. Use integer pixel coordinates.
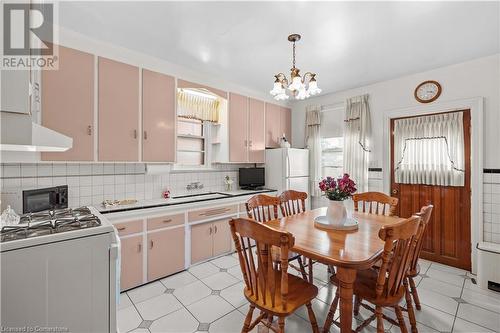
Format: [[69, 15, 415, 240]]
[[320, 105, 345, 178], [176, 117, 207, 166]]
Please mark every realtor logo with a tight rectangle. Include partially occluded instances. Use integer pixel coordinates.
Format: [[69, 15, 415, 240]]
[[2, 2, 58, 69]]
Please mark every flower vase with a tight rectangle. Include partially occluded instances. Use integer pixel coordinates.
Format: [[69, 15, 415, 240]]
[[326, 200, 347, 227]]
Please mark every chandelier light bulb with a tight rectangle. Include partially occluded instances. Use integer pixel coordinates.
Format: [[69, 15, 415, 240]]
[[308, 80, 322, 96], [289, 76, 302, 92], [270, 81, 282, 96]]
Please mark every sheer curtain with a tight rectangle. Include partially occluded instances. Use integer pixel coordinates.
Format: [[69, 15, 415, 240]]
[[177, 89, 220, 122], [343, 94, 371, 192], [394, 111, 465, 186], [305, 105, 321, 197]]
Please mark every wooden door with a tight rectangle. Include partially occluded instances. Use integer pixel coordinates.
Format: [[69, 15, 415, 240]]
[[228, 93, 248, 162], [120, 235, 143, 291], [248, 98, 265, 163], [190, 222, 213, 264], [142, 69, 176, 162], [212, 219, 232, 256], [265, 103, 281, 148], [390, 110, 471, 270], [98, 57, 139, 161], [147, 227, 185, 281], [42, 46, 94, 161], [280, 106, 292, 145]]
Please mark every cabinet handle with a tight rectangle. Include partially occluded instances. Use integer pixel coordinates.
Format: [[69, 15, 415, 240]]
[[162, 219, 172, 223], [209, 226, 213, 235], [244, 140, 247, 147], [137, 243, 142, 252], [87, 125, 92, 136], [214, 225, 218, 233], [249, 140, 253, 147], [116, 226, 126, 231], [150, 240, 154, 249], [133, 129, 138, 139], [144, 131, 148, 140]]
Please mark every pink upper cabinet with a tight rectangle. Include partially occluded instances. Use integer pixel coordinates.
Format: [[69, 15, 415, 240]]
[[98, 57, 139, 161], [41, 46, 94, 161], [248, 98, 265, 163], [280, 106, 292, 145], [142, 69, 176, 162], [229, 93, 249, 163], [265, 103, 281, 148]]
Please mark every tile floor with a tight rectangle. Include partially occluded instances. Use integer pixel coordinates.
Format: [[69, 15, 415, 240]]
[[118, 253, 500, 333]]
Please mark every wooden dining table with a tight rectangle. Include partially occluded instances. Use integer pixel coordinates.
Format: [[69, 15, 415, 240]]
[[264, 207, 405, 333]]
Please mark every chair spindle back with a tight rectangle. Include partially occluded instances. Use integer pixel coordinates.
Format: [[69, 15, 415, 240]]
[[409, 205, 434, 272], [376, 215, 421, 298], [353, 191, 399, 216], [279, 190, 307, 217], [229, 218, 294, 311], [246, 194, 280, 222]]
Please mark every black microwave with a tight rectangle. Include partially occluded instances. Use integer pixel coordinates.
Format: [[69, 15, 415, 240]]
[[23, 185, 68, 214]]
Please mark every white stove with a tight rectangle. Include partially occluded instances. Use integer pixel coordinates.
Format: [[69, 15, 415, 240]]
[[0, 206, 120, 332]]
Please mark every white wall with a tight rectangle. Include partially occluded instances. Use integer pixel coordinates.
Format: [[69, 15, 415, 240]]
[[291, 54, 500, 169]]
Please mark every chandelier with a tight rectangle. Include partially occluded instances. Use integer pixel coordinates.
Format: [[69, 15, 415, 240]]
[[270, 34, 321, 101]]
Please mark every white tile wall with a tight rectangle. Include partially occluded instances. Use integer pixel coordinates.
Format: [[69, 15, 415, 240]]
[[483, 172, 500, 243], [0, 163, 239, 213]]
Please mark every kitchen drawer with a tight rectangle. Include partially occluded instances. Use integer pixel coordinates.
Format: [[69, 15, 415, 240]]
[[239, 203, 248, 214], [188, 205, 238, 223], [114, 220, 143, 236], [147, 213, 184, 231]]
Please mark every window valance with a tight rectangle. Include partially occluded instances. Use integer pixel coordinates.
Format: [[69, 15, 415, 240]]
[[177, 89, 220, 123]]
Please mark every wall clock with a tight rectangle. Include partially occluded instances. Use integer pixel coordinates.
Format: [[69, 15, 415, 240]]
[[414, 80, 442, 103]]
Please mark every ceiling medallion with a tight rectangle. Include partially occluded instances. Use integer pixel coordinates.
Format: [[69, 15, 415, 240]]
[[270, 34, 321, 101]]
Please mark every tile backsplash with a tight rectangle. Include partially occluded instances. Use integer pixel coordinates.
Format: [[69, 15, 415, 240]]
[[483, 172, 500, 243], [0, 163, 240, 213]]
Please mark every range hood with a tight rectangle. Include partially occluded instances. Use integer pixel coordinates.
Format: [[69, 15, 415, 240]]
[[0, 112, 72, 152], [1, 70, 72, 152]]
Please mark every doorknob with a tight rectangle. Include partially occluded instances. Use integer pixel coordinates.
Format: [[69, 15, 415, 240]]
[[392, 189, 398, 195]]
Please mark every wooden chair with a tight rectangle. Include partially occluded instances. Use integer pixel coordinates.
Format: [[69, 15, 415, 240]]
[[323, 215, 422, 333], [229, 218, 320, 333], [352, 192, 399, 216], [407, 205, 434, 311], [279, 190, 314, 283], [246, 194, 308, 280]]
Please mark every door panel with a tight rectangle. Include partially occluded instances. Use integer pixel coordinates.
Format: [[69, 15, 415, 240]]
[[98, 57, 139, 161], [265, 103, 281, 148], [229, 93, 248, 162], [212, 219, 232, 256], [280, 106, 292, 145], [390, 110, 471, 270], [142, 69, 176, 162], [120, 235, 143, 291], [248, 98, 265, 163], [42, 46, 94, 161], [147, 227, 185, 281], [190, 222, 213, 264]]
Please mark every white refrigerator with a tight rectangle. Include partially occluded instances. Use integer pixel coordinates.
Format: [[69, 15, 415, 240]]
[[265, 148, 309, 204]]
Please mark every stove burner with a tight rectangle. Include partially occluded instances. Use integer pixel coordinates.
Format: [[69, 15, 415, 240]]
[[1, 207, 101, 243]]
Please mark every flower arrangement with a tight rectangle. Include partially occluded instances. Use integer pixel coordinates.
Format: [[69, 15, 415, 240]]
[[318, 174, 357, 201]]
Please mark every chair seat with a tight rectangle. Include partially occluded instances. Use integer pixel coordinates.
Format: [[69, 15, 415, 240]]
[[330, 269, 405, 306], [244, 270, 318, 316]]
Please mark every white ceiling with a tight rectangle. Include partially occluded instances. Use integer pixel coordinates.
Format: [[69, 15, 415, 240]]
[[58, 1, 499, 99]]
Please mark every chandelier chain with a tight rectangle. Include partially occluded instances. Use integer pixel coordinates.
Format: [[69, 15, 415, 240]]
[[292, 41, 296, 69]]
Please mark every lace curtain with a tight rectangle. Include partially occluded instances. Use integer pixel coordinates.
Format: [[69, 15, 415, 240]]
[[177, 89, 220, 123], [394, 111, 465, 186], [344, 94, 371, 192], [305, 106, 322, 197]]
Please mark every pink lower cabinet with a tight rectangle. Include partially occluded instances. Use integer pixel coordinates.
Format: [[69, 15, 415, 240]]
[[212, 219, 232, 256], [147, 227, 185, 281], [142, 69, 176, 162], [191, 222, 213, 264], [120, 235, 143, 291], [190, 218, 232, 264], [98, 57, 140, 161]]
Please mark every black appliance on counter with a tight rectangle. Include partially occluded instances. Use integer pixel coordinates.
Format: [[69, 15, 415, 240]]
[[239, 167, 265, 190], [22, 185, 68, 214]]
